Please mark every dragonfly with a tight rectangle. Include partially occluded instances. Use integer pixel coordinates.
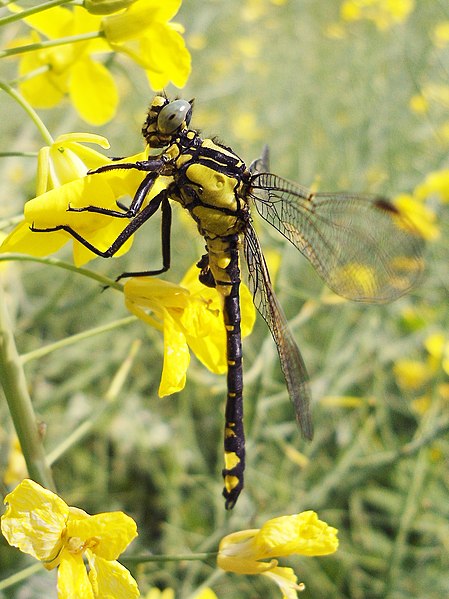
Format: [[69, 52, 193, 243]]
[[33, 95, 425, 508]]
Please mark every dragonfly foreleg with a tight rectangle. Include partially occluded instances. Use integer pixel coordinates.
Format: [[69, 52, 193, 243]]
[[116, 197, 172, 281], [67, 171, 161, 219], [31, 188, 168, 259]]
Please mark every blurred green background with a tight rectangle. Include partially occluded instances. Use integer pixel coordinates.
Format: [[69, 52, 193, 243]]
[[1, 1, 448, 598]]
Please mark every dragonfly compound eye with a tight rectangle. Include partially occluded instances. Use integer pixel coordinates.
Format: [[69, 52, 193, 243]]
[[158, 99, 192, 134]]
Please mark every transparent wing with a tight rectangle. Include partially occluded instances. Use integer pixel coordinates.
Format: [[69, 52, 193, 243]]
[[248, 173, 425, 303], [243, 223, 313, 440]]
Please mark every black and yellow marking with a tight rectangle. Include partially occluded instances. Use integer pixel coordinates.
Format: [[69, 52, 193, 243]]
[[33, 94, 424, 508]]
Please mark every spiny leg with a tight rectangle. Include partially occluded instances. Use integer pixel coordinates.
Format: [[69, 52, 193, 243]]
[[31, 187, 168, 259], [116, 197, 172, 280], [67, 169, 163, 219]]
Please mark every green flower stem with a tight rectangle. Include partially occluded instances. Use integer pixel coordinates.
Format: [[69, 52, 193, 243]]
[[0, 81, 53, 146], [121, 552, 217, 565], [0, 254, 123, 291], [0, 0, 74, 27], [0, 152, 38, 159], [22, 316, 136, 364], [0, 30, 105, 58], [0, 283, 55, 490], [46, 339, 141, 465], [0, 563, 42, 592]]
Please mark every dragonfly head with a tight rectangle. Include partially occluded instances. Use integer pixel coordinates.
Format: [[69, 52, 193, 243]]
[[142, 95, 193, 148]]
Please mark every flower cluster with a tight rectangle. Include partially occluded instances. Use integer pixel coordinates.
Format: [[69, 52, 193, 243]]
[[1, 479, 139, 599], [218, 511, 339, 598], [8, 0, 191, 124], [340, 0, 415, 30]]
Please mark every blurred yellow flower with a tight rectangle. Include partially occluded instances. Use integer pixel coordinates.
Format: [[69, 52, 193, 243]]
[[3, 436, 28, 487], [393, 359, 431, 391], [409, 94, 428, 114], [425, 333, 449, 376], [14, 5, 117, 125], [0, 144, 170, 267], [340, 0, 414, 30], [414, 169, 449, 204], [394, 331, 449, 396], [124, 263, 256, 396], [1, 479, 139, 599], [433, 21, 449, 49], [102, 0, 191, 89], [217, 511, 338, 598], [394, 194, 439, 241]]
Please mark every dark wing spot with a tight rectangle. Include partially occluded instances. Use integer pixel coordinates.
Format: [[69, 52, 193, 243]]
[[374, 198, 400, 215]]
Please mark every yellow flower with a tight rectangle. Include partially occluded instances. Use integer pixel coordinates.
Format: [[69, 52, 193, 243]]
[[217, 511, 338, 598], [35, 132, 112, 194], [393, 194, 440, 241], [340, 0, 414, 30], [393, 359, 432, 390], [3, 436, 28, 487], [433, 21, 449, 49], [0, 143, 170, 267], [124, 263, 256, 396], [414, 169, 449, 204], [1, 479, 139, 599], [15, 6, 117, 125], [425, 333, 449, 376], [102, 0, 191, 89]]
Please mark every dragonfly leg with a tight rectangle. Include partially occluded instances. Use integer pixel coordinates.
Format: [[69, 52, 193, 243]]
[[116, 197, 172, 280], [31, 187, 168, 259]]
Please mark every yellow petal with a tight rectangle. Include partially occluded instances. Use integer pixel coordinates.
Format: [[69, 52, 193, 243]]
[[0, 221, 69, 257], [142, 25, 191, 89], [3, 437, 28, 487], [394, 194, 439, 241], [183, 299, 227, 374], [124, 277, 190, 312], [414, 169, 449, 203], [21, 5, 74, 37], [87, 553, 140, 598], [18, 47, 67, 108], [67, 511, 138, 560], [254, 512, 339, 558], [57, 549, 94, 599], [1, 479, 68, 563], [240, 282, 256, 338], [69, 58, 119, 125], [159, 312, 189, 396], [102, 0, 182, 42], [193, 589, 219, 599], [24, 177, 115, 227], [263, 566, 305, 599]]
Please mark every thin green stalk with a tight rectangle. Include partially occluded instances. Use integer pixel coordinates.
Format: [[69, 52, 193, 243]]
[[0, 30, 105, 58], [0, 283, 55, 490], [0, 563, 43, 592], [21, 315, 136, 364], [0, 0, 73, 27], [0, 254, 123, 291], [46, 339, 141, 465], [121, 552, 217, 565], [0, 80, 53, 145], [0, 152, 37, 159]]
